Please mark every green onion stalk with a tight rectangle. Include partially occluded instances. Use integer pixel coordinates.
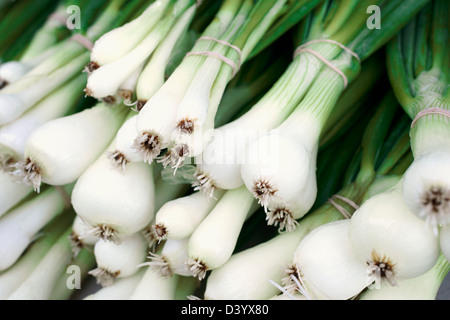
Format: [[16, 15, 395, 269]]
[[203, 91, 411, 300], [85, 0, 198, 103], [133, 0, 321, 169], [0, 212, 72, 299], [0, 2, 72, 89], [4, 212, 75, 300], [0, 0, 58, 58], [386, 0, 450, 236], [166, 0, 316, 167], [49, 247, 96, 300], [238, 0, 430, 232], [0, 0, 131, 126], [2, 1, 157, 193]]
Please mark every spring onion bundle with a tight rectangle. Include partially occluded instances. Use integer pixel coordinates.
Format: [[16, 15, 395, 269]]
[[387, 0, 450, 238], [0, 0, 448, 302]]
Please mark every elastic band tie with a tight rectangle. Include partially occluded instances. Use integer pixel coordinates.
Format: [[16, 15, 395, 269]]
[[293, 39, 360, 89], [410, 107, 450, 128], [328, 195, 359, 219], [332, 194, 360, 210], [70, 33, 94, 51], [185, 37, 242, 77], [49, 12, 68, 26], [328, 198, 351, 219]]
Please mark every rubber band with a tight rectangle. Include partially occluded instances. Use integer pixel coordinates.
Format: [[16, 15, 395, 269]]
[[295, 39, 360, 62], [410, 107, 450, 128], [70, 33, 94, 51], [328, 194, 360, 219], [49, 12, 68, 26], [332, 194, 360, 210], [293, 39, 360, 89], [197, 36, 242, 70], [328, 198, 351, 219], [185, 37, 242, 77]]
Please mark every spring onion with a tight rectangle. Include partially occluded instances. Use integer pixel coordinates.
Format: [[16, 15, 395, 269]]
[[204, 90, 413, 300], [151, 190, 224, 242], [349, 184, 440, 288], [291, 219, 368, 300], [239, 0, 430, 231], [359, 254, 450, 300], [88, 0, 170, 69], [134, 0, 243, 164], [386, 0, 450, 233], [0, 73, 86, 170], [0, 53, 89, 126], [86, 0, 196, 101], [0, 185, 72, 271], [49, 247, 96, 300], [186, 185, 258, 280], [0, 169, 32, 217], [0, 213, 70, 299], [89, 232, 148, 287], [7, 225, 74, 300], [69, 215, 99, 258], [138, 238, 192, 278], [13, 101, 128, 192], [135, 1, 197, 107], [128, 265, 179, 300], [84, 268, 146, 300], [72, 140, 155, 243], [167, 0, 302, 168]]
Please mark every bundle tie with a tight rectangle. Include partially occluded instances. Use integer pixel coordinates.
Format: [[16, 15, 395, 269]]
[[185, 36, 242, 77], [70, 33, 94, 51], [328, 194, 360, 219], [293, 39, 360, 88], [49, 12, 68, 26], [410, 107, 450, 128]]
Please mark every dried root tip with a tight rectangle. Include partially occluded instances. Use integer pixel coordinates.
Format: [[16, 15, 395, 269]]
[[367, 250, 398, 289], [138, 252, 173, 278], [0, 156, 16, 174], [281, 264, 302, 295], [141, 226, 158, 250], [157, 144, 189, 172], [284, 264, 313, 299], [252, 179, 277, 211], [68, 231, 84, 258], [421, 186, 450, 233], [192, 169, 217, 199], [106, 150, 129, 171], [136, 100, 147, 112], [119, 89, 133, 104], [88, 267, 120, 287], [85, 61, 100, 74], [84, 87, 94, 97], [177, 118, 195, 134], [0, 78, 8, 89], [90, 225, 121, 244], [132, 132, 162, 164], [186, 258, 208, 280], [266, 207, 299, 233], [11, 158, 42, 192], [152, 224, 168, 242], [102, 95, 117, 104]]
